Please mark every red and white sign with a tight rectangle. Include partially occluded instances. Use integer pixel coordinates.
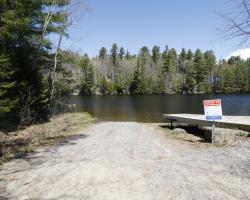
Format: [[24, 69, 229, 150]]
[[203, 99, 223, 120]]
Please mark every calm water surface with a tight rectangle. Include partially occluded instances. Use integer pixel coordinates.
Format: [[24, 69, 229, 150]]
[[65, 94, 250, 122]]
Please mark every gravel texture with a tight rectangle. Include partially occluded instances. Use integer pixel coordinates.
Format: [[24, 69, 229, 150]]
[[0, 122, 250, 200]]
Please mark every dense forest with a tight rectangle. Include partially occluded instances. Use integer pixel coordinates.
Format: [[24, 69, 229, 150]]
[[59, 44, 250, 96]]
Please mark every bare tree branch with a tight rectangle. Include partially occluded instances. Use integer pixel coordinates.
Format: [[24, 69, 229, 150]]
[[219, 0, 250, 46]]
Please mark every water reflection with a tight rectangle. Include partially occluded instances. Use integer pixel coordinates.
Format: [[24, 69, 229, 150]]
[[65, 94, 250, 122]]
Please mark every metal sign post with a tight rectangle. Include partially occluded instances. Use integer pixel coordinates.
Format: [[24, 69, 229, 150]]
[[212, 120, 215, 142]]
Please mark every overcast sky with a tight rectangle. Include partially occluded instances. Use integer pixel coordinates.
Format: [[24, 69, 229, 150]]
[[57, 0, 249, 59]]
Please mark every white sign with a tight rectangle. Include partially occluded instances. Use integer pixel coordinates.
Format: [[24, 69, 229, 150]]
[[203, 99, 223, 120]]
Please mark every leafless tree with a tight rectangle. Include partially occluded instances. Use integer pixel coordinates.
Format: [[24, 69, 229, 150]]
[[220, 0, 250, 46], [49, 0, 88, 113], [49, 0, 68, 110]]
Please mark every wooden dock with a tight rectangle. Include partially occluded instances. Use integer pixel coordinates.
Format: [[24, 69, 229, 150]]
[[163, 114, 250, 131]]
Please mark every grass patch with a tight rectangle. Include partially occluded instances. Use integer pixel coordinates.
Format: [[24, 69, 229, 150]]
[[236, 131, 250, 137], [0, 112, 95, 164]]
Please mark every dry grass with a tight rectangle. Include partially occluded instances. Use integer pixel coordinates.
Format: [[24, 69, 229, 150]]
[[0, 112, 95, 163], [159, 124, 250, 147]]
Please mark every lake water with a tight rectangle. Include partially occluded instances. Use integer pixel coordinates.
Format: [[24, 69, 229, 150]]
[[65, 94, 250, 122]]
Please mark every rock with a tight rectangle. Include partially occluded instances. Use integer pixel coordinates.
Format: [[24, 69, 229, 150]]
[[203, 127, 246, 145], [171, 128, 187, 135]]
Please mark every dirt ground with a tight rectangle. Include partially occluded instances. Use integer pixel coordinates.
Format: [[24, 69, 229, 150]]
[[0, 122, 250, 200]]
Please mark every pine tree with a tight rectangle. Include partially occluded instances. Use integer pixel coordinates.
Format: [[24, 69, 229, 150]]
[[179, 48, 187, 73], [111, 43, 119, 66], [99, 77, 109, 95], [138, 46, 150, 66], [0, 0, 70, 124], [194, 49, 208, 92], [0, 54, 16, 116], [204, 50, 216, 73], [162, 48, 177, 80], [246, 60, 250, 92], [234, 65, 247, 92], [180, 48, 187, 62], [187, 49, 193, 61], [223, 67, 235, 93], [185, 61, 196, 94], [99, 47, 107, 60], [228, 56, 242, 65], [114, 76, 125, 94], [119, 46, 125, 60], [80, 54, 95, 95], [129, 62, 148, 94], [156, 72, 165, 94], [164, 45, 169, 53], [152, 45, 161, 64]]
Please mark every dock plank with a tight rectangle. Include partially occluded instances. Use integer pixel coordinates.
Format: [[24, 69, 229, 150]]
[[163, 114, 250, 131]]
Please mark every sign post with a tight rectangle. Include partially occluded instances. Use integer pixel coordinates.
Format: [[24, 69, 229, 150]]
[[203, 99, 223, 143]]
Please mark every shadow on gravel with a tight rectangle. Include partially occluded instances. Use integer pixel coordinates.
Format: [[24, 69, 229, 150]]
[[4, 134, 89, 170], [0, 133, 90, 200], [160, 124, 208, 143], [53, 133, 89, 148], [0, 195, 8, 200]]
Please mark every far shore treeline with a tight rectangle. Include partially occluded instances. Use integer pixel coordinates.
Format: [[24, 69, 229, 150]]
[[61, 45, 250, 96]]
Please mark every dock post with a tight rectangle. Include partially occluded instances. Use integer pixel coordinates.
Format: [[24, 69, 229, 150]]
[[170, 119, 175, 129], [212, 120, 215, 144]]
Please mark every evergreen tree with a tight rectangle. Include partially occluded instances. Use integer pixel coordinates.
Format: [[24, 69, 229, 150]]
[[80, 54, 95, 95], [99, 47, 107, 60], [119, 46, 125, 60], [184, 61, 196, 94], [129, 68, 140, 94], [234, 65, 247, 92], [164, 45, 169, 53], [0, 54, 16, 116], [246, 59, 250, 91], [152, 45, 161, 64], [179, 48, 187, 73], [228, 56, 242, 65], [204, 50, 216, 73], [114, 76, 125, 94], [0, 0, 70, 126], [99, 77, 108, 95], [138, 46, 150, 66], [187, 49, 193, 61], [162, 48, 177, 80], [111, 43, 119, 66], [99, 77, 114, 95], [194, 49, 208, 92], [180, 48, 187, 62], [223, 67, 235, 93], [129, 62, 148, 94], [156, 72, 165, 93]]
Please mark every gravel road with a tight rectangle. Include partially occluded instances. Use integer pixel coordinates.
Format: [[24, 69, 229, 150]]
[[0, 122, 250, 200]]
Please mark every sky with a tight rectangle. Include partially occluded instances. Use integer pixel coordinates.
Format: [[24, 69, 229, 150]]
[[58, 0, 248, 59]]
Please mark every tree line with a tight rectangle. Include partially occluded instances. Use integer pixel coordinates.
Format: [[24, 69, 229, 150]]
[[61, 44, 250, 96]]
